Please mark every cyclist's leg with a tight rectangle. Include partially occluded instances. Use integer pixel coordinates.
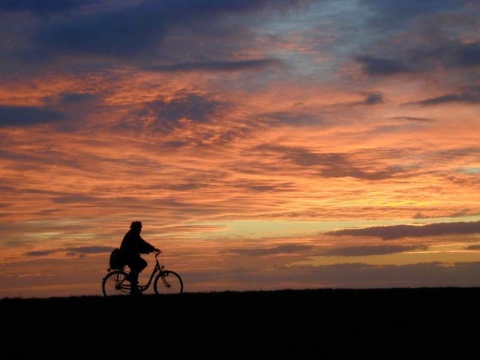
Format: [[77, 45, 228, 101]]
[[128, 257, 147, 295]]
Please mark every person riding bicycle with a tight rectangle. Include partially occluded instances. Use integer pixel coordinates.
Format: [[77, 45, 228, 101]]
[[120, 221, 160, 296]]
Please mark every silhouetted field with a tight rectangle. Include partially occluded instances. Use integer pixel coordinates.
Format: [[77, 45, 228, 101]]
[[3, 287, 480, 359]]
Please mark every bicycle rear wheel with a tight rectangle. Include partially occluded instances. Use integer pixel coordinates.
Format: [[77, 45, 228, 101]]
[[102, 270, 131, 296], [154, 270, 184, 295]]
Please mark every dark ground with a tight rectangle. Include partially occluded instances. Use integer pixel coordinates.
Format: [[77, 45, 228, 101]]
[[2, 287, 480, 359]]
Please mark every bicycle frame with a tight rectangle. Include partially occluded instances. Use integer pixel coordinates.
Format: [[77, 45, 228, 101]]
[[136, 252, 163, 292]]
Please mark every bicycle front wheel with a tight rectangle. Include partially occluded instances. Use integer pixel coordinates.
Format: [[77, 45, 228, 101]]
[[154, 270, 184, 295], [102, 270, 131, 296]]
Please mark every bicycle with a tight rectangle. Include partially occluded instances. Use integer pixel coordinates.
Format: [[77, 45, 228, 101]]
[[101, 250, 184, 296]]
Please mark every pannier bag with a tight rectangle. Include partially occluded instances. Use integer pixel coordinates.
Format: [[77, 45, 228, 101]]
[[109, 248, 125, 270]]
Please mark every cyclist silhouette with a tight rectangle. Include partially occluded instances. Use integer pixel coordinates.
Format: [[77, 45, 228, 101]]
[[120, 221, 159, 295]]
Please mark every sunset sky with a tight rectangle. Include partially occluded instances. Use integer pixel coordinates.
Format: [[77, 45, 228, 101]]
[[1, 0, 480, 298]]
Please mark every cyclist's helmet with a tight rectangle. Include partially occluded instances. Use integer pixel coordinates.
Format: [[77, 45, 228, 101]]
[[131, 221, 142, 230]]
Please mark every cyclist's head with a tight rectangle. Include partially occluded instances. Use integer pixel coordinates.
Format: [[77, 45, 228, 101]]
[[130, 221, 142, 230]]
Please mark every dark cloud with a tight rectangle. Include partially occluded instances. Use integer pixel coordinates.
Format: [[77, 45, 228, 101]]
[[0, 105, 66, 127], [327, 220, 480, 240], [231, 244, 313, 256], [28, 0, 311, 63], [427, 41, 480, 68], [362, 0, 471, 28], [35, 7, 168, 60], [355, 4, 479, 80], [389, 116, 434, 122], [323, 245, 424, 256], [55, 92, 101, 105], [51, 194, 100, 204], [116, 91, 222, 133], [64, 246, 112, 256], [301, 261, 480, 288], [144, 59, 282, 73], [0, 0, 93, 15], [259, 111, 322, 126], [333, 92, 385, 107], [364, 91, 384, 105], [26, 246, 112, 257], [25, 249, 57, 257], [456, 42, 480, 67], [250, 144, 406, 180], [356, 56, 411, 76], [149, 92, 221, 123], [405, 85, 480, 106], [387, 40, 480, 75]]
